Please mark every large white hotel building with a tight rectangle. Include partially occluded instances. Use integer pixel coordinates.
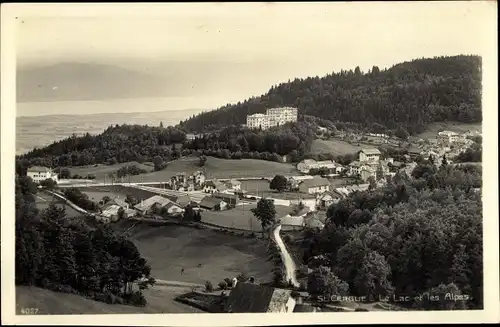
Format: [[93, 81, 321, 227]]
[[246, 107, 298, 130]]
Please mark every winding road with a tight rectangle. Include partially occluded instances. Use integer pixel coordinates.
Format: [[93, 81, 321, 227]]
[[272, 225, 300, 287]]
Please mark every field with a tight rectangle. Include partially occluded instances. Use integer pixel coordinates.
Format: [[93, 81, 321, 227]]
[[110, 221, 274, 285], [201, 204, 292, 231], [81, 156, 299, 183], [65, 161, 154, 180], [16, 285, 202, 314], [34, 191, 84, 218], [77, 185, 157, 202], [310, 138, 362, 156], [415, 122, 482, 140]]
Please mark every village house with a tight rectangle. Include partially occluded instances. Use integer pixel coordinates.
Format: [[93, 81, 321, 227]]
[[360, 166, 376, 182], [202, 180, 228, 194], [407, 146, 422, 160], [347, 161, 364, 176], [438, 130, 460, 145], [27, 166, 59, 184], [316, 190, 343, 209], [280, 215, 305, 231], [133, 195, 184, 216], [103, 197, 137, 218], [303, 212, 325, 231], [289, 197, 318, 212], [225, 179, 242, 191], [298, 176, 331, 194], [189, 170, 206, 186], [296, 159, 338, 174], [346, 183, 370, 193], [223, 282, 296, 313], [101, 205, 122, 222], [358, 148, 382, 164], [213, 192, 239, 207], [164, 194, 192, 208], [199, 196, 228, 211]]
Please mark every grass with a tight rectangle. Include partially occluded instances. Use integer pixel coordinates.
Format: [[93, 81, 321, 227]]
[[110, 221, 274, 286], [64, 161, 154, 180], [34, 191, 84, 218], [90, 156, 298, 183], [415, 122, 482, 140], [16, 285, 203, 314], [78, 185, 158, 202], [201, 204, 292, 231], [310, 139, 362, 156]]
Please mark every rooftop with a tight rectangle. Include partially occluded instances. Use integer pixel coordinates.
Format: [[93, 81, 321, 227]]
[[224, 282, 292, 313], [360, 148, 382, 155], [134, 195, 173, 211], [27, 166, 52, 173], [300, 176, 330, 188]]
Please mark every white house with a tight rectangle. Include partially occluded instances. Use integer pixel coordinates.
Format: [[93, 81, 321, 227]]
[[298, 176, 331, 194], [225, 179, 242, 191], [246, 107, 298, 130], [348, 161, 363, 176], [358, 148, 381, 164], [133, 195, 184, 216], [27, 166, 59, 184], [202, 180, 228, 193], [280, 214, 305, 231], [296, 159, 338, 174], [192, 170, 206, 186], [438, 131, 460, 144]]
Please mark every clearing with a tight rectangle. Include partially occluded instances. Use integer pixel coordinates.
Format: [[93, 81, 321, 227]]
[[110, 221, 274, 286], [85, 156, 299, 183], [201, 204, 292, 231], [64, 161, 154, 180], [16, 285, 202, 314], [310, 139, 362, 156], [35, 191, 84, 218], [415, 122, 482, 140]]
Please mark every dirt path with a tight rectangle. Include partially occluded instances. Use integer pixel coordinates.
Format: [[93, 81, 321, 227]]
[[272, 225, 299, 287]]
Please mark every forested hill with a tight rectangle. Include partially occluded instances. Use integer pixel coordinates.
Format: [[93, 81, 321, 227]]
[[178, 55, 482, 134]]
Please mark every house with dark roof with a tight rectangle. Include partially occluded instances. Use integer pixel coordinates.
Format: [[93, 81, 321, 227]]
[[164, 194, 192, 208], [199, 196, 227, 211], [223, 282, 296, 313], [298, 176, 331, 194], [213, 192, 239, 207], [407, 146, 422, 159]]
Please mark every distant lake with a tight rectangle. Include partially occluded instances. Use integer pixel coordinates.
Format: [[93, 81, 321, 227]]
[[16, 98, 212, 155]]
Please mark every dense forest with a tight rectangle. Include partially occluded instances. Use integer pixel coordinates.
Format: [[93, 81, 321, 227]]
[[16, 124, 186, 174], [178, 55, 482, 135], [182, 120, 316, 159], [303, 162, 483, 310], [15, 175, 155, 306]]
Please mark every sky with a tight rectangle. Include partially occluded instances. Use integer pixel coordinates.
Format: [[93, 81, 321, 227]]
[[15, 2, 494, 72], [8, 1, 497, 114]]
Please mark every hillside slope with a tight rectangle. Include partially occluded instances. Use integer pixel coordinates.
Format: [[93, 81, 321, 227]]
[[178, 55, 482, 135]]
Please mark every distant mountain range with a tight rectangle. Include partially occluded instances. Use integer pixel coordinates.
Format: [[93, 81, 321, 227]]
[[16, 62, 181, 102], [16, 60, 295, 103]]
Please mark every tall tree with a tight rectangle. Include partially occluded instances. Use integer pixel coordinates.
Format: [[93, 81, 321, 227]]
[[251, 198, 277, 237]]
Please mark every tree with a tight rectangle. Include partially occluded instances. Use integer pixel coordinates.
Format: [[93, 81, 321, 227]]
[[39, 178, 57, 189], [101, 196, 112, 205], [395, 127, 410, 140], [307, 266, 349, 302], [367, 176, 377, 190], [415, 283, 467, 310], [251, 198, 277, 237], [441, 154, 448, 166], [117, 207, 126, 220], [183, 204, 195, 221], [353, 251, 394, 299], [269, 174, 288, 192], [199, 155, 207, 167], [152, 155, 165, 171]]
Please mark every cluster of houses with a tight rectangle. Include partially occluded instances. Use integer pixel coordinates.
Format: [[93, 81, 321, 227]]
[[418, 130, 480, 165], [166, 171, 206, 191]]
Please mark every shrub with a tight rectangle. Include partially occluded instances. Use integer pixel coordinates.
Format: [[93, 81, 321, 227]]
[[248, 276, 255, 283], [237, 272, 249, 282], [124, 291, 147, 307], [205, 280, 214, 292], [218, 281, 228, 290], [283, 235, 292, 243], [355, 308, 369, 312], [249, 232, 256, 238], [224, 278, 233, 287]]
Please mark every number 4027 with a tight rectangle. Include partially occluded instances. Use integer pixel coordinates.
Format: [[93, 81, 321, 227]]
[[20, 308, 39, 315]]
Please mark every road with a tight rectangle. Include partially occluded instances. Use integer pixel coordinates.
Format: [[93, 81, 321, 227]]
[[272, 225, 300, 287]]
